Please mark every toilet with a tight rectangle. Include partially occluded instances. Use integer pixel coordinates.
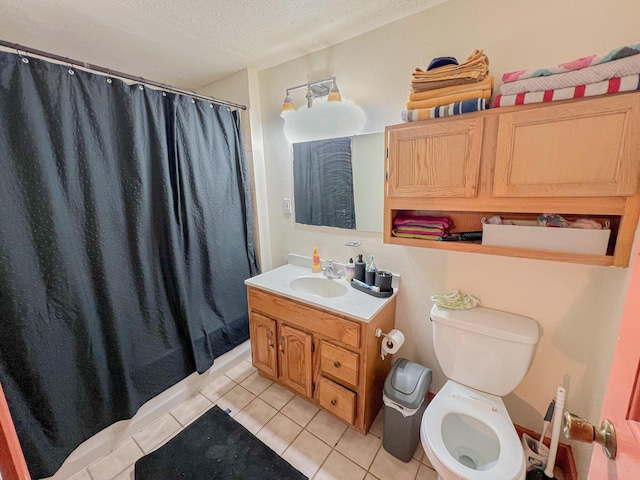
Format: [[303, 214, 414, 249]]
[[421, 305, 540, 480]]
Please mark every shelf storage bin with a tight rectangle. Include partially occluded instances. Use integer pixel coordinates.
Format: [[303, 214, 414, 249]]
[[482, 220, 611, 255]]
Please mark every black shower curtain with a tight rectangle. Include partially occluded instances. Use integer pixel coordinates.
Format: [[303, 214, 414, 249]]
[[0, 51, 259, 478]]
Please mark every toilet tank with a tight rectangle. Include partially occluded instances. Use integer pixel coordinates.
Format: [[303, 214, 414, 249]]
[[430, 305, 539, 396]]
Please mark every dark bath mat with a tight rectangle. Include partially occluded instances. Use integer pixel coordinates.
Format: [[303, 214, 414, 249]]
[[135, 405, 307, 479]]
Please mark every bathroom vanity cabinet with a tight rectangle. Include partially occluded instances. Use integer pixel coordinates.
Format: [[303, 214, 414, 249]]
[[385, 91, 640, 267], [247, 285, 396, 433]]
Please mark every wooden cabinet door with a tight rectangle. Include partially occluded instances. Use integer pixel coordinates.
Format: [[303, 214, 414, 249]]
[[386, 117, 484, 198], [249, 312, 278, 378], [279, 324, 313, 397], [494, 94, 640, 197]]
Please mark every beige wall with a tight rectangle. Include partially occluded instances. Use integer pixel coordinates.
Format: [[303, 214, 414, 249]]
[[251, 0, 640, 476]]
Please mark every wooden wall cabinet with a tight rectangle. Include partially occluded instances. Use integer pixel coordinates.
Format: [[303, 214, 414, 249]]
[[247, 286, 396, 433], [387, 117, 484, 198], [384, 92, 640, 267]]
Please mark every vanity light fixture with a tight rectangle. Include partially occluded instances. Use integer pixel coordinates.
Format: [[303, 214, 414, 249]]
[[281, 76, 341, 115], [282, 92, 295, 113]]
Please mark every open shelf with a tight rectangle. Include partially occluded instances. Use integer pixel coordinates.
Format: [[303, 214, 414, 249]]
[[387, 209, 621, 266]]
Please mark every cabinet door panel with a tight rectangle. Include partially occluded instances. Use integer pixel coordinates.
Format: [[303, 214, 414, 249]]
[[387, 117, 484, 198], [494, 94, 640, 197], [279, 325, 313, 397], [250, 312, 278, 378]]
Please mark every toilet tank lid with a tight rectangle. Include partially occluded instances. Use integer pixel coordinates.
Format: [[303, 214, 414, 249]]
[[430, 305, 539, 344]]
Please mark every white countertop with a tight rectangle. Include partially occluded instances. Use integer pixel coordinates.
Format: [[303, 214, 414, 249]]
[[244, 263, 399, 322]]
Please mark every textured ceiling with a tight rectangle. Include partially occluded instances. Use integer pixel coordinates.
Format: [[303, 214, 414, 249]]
[[0, 0, 449, 89]]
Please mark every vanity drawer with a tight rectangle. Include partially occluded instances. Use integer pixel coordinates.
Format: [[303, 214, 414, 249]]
[[321, 342, 359, 388], [247, 287, 360, 348], [318, 377, 356, 425]]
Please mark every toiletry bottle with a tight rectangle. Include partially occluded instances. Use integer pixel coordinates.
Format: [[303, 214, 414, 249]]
[[354, 254, 366, 282], [346, 258, 355, 281], [312, 248, 321, 273]]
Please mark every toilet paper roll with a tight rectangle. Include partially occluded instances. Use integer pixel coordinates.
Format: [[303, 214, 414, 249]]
[[382, 329, 405, 356]]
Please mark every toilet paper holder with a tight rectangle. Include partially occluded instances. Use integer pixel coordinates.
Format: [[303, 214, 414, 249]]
[[374, 327, 392, 343], [375, 328, 405, 360]]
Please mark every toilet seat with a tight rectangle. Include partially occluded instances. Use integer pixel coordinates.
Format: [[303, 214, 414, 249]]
[[421, 381, 525, 480]]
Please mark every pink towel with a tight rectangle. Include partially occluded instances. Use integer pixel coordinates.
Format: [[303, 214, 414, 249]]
[[393, 215, 451, 227], [502, 43, 640, 83], [499, 53, 640, 95]]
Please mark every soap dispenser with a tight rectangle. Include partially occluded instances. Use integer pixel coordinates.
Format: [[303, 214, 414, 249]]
[[354, 254, 366, 282], [346, 258, 355, 281], [312, 248, 321, 273]]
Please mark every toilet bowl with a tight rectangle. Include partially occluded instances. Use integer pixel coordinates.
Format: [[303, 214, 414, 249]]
[[421, 305, 539, 480], [420, 381, 526, 480]]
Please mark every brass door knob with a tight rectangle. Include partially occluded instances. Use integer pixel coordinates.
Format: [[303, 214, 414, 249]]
[[563, 412, 616, 459], [334, 361, 341, 368]]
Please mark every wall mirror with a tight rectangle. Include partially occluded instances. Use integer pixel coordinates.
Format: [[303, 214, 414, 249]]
[[292, 132, 384, 232]]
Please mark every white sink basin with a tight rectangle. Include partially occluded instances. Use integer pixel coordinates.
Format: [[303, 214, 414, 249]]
[[290, 276, 349, 298]]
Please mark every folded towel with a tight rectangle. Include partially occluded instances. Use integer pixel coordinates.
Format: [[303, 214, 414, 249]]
[[392, 230, 442, 240], [401, 98, 487, 122], [502, 42, 640, 83], [410, 76, 487, 93], [408, 76, 494, 101], [393, 229, 443, 236], [499, 53, 640, 95], [493, 74, 640, 108], [412, 50, 489, 90], [394, 225, 445, 234], [393, 215, 451, 227], [405, 88, 491, 110]]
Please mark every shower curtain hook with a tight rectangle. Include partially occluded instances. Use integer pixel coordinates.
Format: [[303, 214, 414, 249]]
[[65, 57, 75, 75], [105, 68, 113, 84], [16, 48, 29, 64]]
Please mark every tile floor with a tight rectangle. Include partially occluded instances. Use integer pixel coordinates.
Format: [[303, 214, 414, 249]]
[[67, 356, 437, 480]]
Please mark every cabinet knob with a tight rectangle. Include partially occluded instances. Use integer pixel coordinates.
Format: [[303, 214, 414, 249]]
[[334, 361, 341, 368], [280, 336, 285, 354], [331, 399, 337, 406]]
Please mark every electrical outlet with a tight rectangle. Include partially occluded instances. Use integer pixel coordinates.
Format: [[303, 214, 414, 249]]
[[283, 198, 292, 214]]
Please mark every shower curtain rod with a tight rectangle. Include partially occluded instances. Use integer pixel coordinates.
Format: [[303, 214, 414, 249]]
[[0, 40, 247, 110]]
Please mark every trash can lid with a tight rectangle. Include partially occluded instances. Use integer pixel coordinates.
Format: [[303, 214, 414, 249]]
[[383, 358, 432, 411]]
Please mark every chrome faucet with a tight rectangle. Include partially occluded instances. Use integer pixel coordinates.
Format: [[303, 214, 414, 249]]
[[322, 260, 341, 279]]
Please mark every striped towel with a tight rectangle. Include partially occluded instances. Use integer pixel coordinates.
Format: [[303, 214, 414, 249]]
[[493, 74, 640, 108], [502, 43, 640, 83], [499, 53, 640, 95], [402, 98, 486, 122], [493, 75, 640, 108]]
